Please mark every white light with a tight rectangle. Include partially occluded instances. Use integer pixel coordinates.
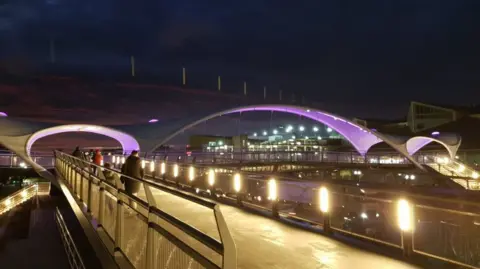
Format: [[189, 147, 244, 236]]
[[458, 165, 465, 173], [19, 162, 26, 168], [262, 131, 267, 136], [257, 196, 262, 202], [112, 156, 116, 163], [313, 126, 319, 132], [360, 189, 365, 193], [360, 212, 368, 219], [267, 178, 277, 201], [404, 175, 410, 180], [189, 166, 195, 181], [272, 129, 278, 135], [455, 155, 459, 159], [21, 191, 27, 198], [116, 157, 120, 165], [150, 161, 155, 172], [291, 135, 296, 139], [398, 199, 412, 232], [100, 160, 104, 166], [121, 156, 125, 164], [160, 162, 166, 175], [299, 126, 305, 132], [233, 173, 241, 192], [218, 141, 224, 146], [376, 213, 380, 218], [327, 127, 332, 133], [208, 169, 215, 186], [253, 132, 257, 137], [410, 174, 415, 180], [319, 187, 329, 213], [141, 160, 146, 169], [304, 136, 309, 139], [286, 125, 293, 132], [4, 199, 11, 206], [173, 164, 179, 178], [472, 172, 479, 179], [317, 136, 322, 140]]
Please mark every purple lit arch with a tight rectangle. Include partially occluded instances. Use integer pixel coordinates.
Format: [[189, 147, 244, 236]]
[[25, 124, 140, 156], [150, 105, 418, 165], [406, 136, 458, 159]]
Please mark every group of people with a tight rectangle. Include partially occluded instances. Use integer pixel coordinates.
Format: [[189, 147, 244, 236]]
[[71, 146, 143, 195]]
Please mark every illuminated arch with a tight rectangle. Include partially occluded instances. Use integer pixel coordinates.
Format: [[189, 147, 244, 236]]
[[26, 124, 140, 156], [406, 136, 460, 159], [149, 105, 421, 167]]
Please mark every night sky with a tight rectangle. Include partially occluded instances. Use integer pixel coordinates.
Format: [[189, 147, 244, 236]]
[[1, 1, 480, 122]]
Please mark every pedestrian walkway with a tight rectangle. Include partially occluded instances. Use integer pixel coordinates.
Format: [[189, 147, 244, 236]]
[[137, 186, 419, 269]]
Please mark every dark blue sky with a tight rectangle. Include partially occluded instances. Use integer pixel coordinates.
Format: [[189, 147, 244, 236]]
[[1, 1, 480, 120]]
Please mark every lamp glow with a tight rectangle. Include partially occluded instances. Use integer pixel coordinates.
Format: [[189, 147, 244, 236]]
[[112, 156, 116, 163], [208, 169, 215, 186], [21, 190, 27, 198], [327, 127, 333, 133], [4, 199, 11, 206], [100, 160, 104, 166], [189, 166, 195, 181], [458, 164, 465, 173], [160, 162, 166, 175], [397, 199, 412, 232], [150, 161, 155, 172], [267, 178, 277, 201], [319, 187, 329, 213], [473, 172, 479, 179], [121, 156, 125, 164], [173, 164, 179, 178], [141, 160, 145, 169], [233, 173, 241, 192]]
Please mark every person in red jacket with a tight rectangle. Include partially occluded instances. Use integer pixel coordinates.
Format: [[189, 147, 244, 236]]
[[93, 149, 103, 174]]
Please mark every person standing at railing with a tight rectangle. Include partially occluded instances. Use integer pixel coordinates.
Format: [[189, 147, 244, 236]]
[[72, 146, 83, 159], [93, 149, 103, 174], [121, 150, 143, 198]]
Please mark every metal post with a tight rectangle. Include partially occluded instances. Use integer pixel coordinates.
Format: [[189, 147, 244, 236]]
[[87, 175, 92, 212], [98, 187, 105, 227], [272, 201, 279, 218], [401, 231, 413, 257], [115, 200, 124, 251], [145, 222, 156, 269], [323, 212, 331, 234]]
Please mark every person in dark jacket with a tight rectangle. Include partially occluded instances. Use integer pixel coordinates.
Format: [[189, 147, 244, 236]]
[[72, 146, 82, 158], [121, 150, 144, 196]]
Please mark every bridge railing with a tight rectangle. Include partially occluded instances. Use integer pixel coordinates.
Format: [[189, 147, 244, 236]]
[[55, 207, 86, 269], [117, 158, 480, 268], [54, 151, 236, 269]]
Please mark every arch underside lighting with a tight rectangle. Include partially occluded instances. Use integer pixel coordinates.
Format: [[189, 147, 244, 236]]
[[152, 105, 386, 155], [406, 136, 456, 158], [26, 124, 140, 155]]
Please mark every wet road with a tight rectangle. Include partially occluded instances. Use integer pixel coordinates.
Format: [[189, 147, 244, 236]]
[[138, 187, 419, 269]]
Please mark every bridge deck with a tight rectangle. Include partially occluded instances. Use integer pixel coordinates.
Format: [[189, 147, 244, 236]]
[[136, 187, 419, 269]]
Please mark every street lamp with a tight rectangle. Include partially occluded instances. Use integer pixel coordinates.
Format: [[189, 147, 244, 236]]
[[253, 132, 257, 137], [326, 127, 332, 133], [262, 131, 267, 136], [286, 125, 293, 132], [273, 129, 278, 135], [313, 126, 319, 132], [299, 126, 305, 132]]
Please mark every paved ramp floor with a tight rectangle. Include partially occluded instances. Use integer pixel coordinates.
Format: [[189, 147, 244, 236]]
[[136, 187, 419, 269]]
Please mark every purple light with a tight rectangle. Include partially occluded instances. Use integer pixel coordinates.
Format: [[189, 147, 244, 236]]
[[148, 119, 158, 123], [406, 136, 452, 157], [0, 112, 7, 117], [26, 124, 140, 156], [154, 105, 385, 155], [431, 131, 440, 136]]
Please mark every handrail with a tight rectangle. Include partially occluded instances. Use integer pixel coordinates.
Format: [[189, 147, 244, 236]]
[[54, 150, 236, 269], [0, 184, 37, 215], [55, 207, 86, 269]]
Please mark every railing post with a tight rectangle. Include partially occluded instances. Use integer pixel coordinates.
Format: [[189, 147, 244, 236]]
[[401, 231, 413, 257], [214, 205, 237, 269], [87, 175, 93, 212], [98, 186, 105, 227], [114, 199, 125, 251], [397, 199, 414, 258], [145, 222, 156, 269]]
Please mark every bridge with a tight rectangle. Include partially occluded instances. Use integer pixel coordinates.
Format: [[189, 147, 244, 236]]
[[1, 104, 479, 268]]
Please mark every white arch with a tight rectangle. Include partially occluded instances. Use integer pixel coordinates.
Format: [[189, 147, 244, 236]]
[[26, 124, 140, 156], [406, 136, 458, 159], [148, 104, 423, 169]]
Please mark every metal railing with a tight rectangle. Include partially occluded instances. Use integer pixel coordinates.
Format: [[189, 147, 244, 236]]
[[0, 183, 42, 216], [55, 207, 86, 269], [101, 156, 480, 268], [55, 151, 237, 269]]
